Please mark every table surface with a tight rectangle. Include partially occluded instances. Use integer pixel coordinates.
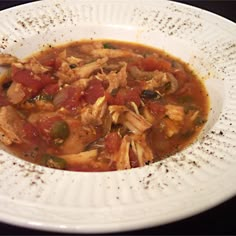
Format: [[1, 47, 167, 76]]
[[0, 0, 235, 235]]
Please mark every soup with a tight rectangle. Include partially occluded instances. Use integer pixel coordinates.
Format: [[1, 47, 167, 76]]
[[0, 40, 209, 171]]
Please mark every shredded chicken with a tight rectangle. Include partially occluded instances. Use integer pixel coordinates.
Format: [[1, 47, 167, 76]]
[[115, 133, 153, 170], [130, 66, 178, 94], [91, 48, 141, 59], [81, 96, 107, 125], [56, 57, 108, 84], [142, 107, 155, 124], [60, 149, 98, 165], [130, 134, 153, 166], [163, 118, 181, 138], [7, 81, 26, 104], [189, 110, 199, 121], [0, 53, 18, 66], [96, 62, 127, 93], [71, 78, 91, 90], [66, 56, 83, 65], [13, 57, 51, 74], [115, 135, 131, 170], [79, 42, 103, 54], [165, 104, 184, 122], [109, 105, 152, 134], [74, 57, 108, 78], [0, 106, 24, 145], [145, 72, 178, 94], [163, 104, 185, 137]]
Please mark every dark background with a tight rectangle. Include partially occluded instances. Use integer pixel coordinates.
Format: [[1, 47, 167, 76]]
[[0, 0, 235, 235]]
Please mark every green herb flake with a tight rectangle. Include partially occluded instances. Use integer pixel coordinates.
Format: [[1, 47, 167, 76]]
[[41, 154, 66, 169], [103, 43, 116, 49], [194, 116, 206, 126]]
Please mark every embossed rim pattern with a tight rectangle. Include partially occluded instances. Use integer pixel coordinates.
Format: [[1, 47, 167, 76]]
[[0, 0, 235, 233]]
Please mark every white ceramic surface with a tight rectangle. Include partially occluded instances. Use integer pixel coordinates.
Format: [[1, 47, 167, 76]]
[[0, 0, 235, 233]]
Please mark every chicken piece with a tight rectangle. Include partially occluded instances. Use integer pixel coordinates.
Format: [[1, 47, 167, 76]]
[[13, 58, 51, 74], [162, 104, 185, 137], [114, 133, 153, 170], [91, 48, 140, 59], [58, 50, 67, 59], [96, 63, 127, 93], [130, 66, 178, 94], [56, 57, 108, 84], [109, 105, 152, 134], [60, 120, 98, 155], [79, 42, 103, 54], [189, 110, 199, 121], [48, 50, 83, 84], [66, 56, 83, 65], [55, 61, 76, 84], [115, 135, 131, 170], [0, 53, 18, 66], [27, 111, 55, 125], [165, 104, 184, 122], [81, 96, 107, 126], [142, 106, 155, 123], [73, 57, 108, 78], [145, 72, 178, 94], [7, 81, 26, 104], [162, 118, 181, 138], [35, 100, 55, 111], [25, 57, 51, 74], [60, 149, 98, 165], [130, 134, 153, 167], [71, 78, 90, 90], [0, 106, 24, 145]]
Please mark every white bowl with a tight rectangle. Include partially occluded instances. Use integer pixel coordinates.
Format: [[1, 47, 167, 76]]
[[0, 0, 235, 233]]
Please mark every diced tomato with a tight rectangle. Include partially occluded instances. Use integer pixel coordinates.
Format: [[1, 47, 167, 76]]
[[22, 122, 41, 144], [40, 74, 55, 86], [43, 83, 59, 95], [0, 94, 10, 106], [105, 89, 126, 105], [84, 79, 105, 104], [105, 132, 122, 154], [42, 58, 56, 67], [104, 91, 113, 104], [106, 87, 141, 106], [11, 65, 21, 76], [148, 102, 166, 116], [53, 86, 82, 111], [13, 70, 41, 91], [133, 56, 172, 72], [125, 87, 141, 107], [12, 69, 55, 95]]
